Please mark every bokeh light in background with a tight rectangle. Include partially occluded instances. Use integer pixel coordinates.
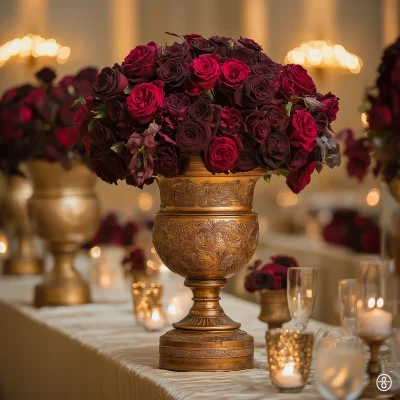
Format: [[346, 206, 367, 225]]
[[0, 236, 7, 254], [138, 193, 153, 211], [276, 192, 299, 208], [89, 246, 101, 259], [285, 40, 363, 74], [366, 188, 380, 207], [0, 34, 71, 67]]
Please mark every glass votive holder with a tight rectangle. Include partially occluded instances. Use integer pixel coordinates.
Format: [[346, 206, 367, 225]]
[[142, 307, 166, 332], [266, 328, 313, 393]]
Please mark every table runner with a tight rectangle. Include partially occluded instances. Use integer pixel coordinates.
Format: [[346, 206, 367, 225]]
[[0, 277, 331, 400]]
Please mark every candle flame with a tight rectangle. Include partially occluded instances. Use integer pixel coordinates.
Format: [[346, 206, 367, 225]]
[[368, 298, 376, 308], [89, 246, 101, 259], [0, 241, 7, 254], [377, 297, 384, 308], [152, 310, 160, 321]]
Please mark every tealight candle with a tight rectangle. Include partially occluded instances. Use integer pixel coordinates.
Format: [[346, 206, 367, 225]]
[[274, 363, 303, 389], [142, 309, 166, 332], [359, 298, 392, 338]]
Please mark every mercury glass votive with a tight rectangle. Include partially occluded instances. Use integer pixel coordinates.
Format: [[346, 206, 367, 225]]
[[131, 282, 148, 324], [266, 328, 313, 393]]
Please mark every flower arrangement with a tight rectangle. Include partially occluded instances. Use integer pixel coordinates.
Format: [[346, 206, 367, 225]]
[[122, 248, 146, 273], [322, 210, 380, 253], [0, 66, 98, 175], [75, 33, 341, 193], [342, 36, 400, 183], [244, 255, 298, 292], [83, 213, 138, 248]]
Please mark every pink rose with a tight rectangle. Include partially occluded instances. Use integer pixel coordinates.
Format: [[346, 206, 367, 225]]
[[290, 109, 318, 152], [126, 80, 165, 124]]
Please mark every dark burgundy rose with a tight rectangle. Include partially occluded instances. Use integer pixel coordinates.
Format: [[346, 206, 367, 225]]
[[219, 106, 243, 134], [188, 97, 214, 123], [251, 62, 279, 90], [90, 148, 128, 184], [230, 46, 256, 66], [204, 136, 240, 173], [35, 67, 56, 84], [122, 42, 161, 80], [284, 64, 316, 96], [286, 161, 316, 194], [157, 58, 187, 88], [271, 255, 298, 268], [256, 132, 290, 170], [220, 59, 251, 90], [0, 88, 18, 104], [313, 110, 329, 133], [290, 109, 318, 152], [233, 140, 259, 172], [121, 221, 138, 246], [192, 37, 217, 55], [258, 54, 279, 72], [55, 127, 79, 148], [244, 271, 273, 292], [261, 104, 290, 132], [176, 118, 212, 155], [74, 102, 93, 135], [106, 96, 127, 123], [238, 37, 262, 51], [57, 100, 75, 125], [235, 75, 276, 107], [154, 144, 180, 177], [163, 93, 189, 121], [189, 54, 221, 90], [76, 67, 99, 83], [184, 33, 203, 47], [24, 88, 46, 109], [289, 148, 310, 170], [88, 121, 117, 147], [126, 80, 164, 124], [361, 230, 380, 253], [184, 79, 203, 97], [161, 41, 191, 62], [92, 67, 128, 100], [245, 111, 271, 144], [261, 263, 290, 290], [345, 142, 371, 181], [123, 248, 146, 272], [209, 36, 231, 58], [317, 92, 339, 123], [367, 98, 392, 130]]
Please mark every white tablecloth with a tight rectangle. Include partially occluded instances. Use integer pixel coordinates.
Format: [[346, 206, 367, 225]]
[[0, 276, 331, 400]]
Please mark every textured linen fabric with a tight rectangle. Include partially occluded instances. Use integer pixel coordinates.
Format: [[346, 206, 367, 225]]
[[0, 277, 331, 400]]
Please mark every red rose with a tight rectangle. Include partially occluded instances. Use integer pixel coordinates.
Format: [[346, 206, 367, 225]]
[[361, 230, 380, 253], [317, 92, 340, 123], [57, 100, 75, 125], [122, 42, 161, 80], [176, 119, 212, 155], [126, 80, 165, 124], [55, 127, 79, 148], [245, 111, 271, 144], [290, 109, 318, 152], [220, 59, 250, 90], [286, 162, 316, 194], [184, 33, 203, 47], [284, 64, 316, 96], [261, 104, 290, 132], [75, 67, 98, 84], [1, 88, 18, 104], [289, 148, 310, 170], [345, 141, 371, 181], [219, 106, 243, 134], [235, 75, 276, 107], [1, 110, 22, 140], [367, 99, 392, 130], [92, 66, 128, 100], [74, 103, 93, 134], [204, 136, 240, 173], [24, 88, 46, 109], [91, 148, 128, 185], [189, 54, 221, 90]]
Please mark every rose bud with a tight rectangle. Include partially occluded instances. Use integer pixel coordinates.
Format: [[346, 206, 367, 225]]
[[92, 66, 129, 100]]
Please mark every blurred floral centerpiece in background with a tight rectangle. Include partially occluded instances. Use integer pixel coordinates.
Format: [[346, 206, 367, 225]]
[[245, 255, 298, 328]]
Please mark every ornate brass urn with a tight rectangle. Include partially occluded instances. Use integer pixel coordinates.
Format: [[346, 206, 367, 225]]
[[2, 175, 43, 275], [153, 156, 264, 371], [258, 290, 291, 329], [24, 161, 100, 307]]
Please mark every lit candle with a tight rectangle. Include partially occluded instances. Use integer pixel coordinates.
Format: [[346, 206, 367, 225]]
[[359, 298, 392, 338], [274, 363, 303, 389], [142, 309, 166, 332]]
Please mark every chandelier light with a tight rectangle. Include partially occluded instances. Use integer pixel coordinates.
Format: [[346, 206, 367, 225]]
[[285, 40, 362, 74], [0, 34, 71, 67]]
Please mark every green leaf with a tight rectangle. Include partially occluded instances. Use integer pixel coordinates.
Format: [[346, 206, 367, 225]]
[[96, 103, 107, 113], [358, 101, 371, 113], [111, 142, 126, 153], [263, 174, 272, 183], [285, 102, 293, 116], [203, 89, 214, 100], [71, 98, 86, 108], [228, 40, 234, 50], [275, 168, 290, 178], [124, 86, 133, 95], [88, 119, 96, 132], [94, 111, 106, 119]]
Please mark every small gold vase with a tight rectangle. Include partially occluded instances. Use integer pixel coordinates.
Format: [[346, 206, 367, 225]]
[[2, 175, 43, 275], [153, 156, 264, 371], [24, 161, 100, 307], [258, 290, 291, 329]]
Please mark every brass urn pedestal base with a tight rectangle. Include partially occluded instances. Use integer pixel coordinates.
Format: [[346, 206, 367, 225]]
[[3, 258, 44, 275], [159, 278, 254, 371]]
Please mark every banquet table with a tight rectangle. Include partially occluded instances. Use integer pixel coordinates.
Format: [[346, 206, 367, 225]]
[[0, 276, 332, 400]]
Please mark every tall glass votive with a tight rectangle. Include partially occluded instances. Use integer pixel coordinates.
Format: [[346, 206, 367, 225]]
[[266, 328, 313, 393], [338, 279, 358, 337]]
